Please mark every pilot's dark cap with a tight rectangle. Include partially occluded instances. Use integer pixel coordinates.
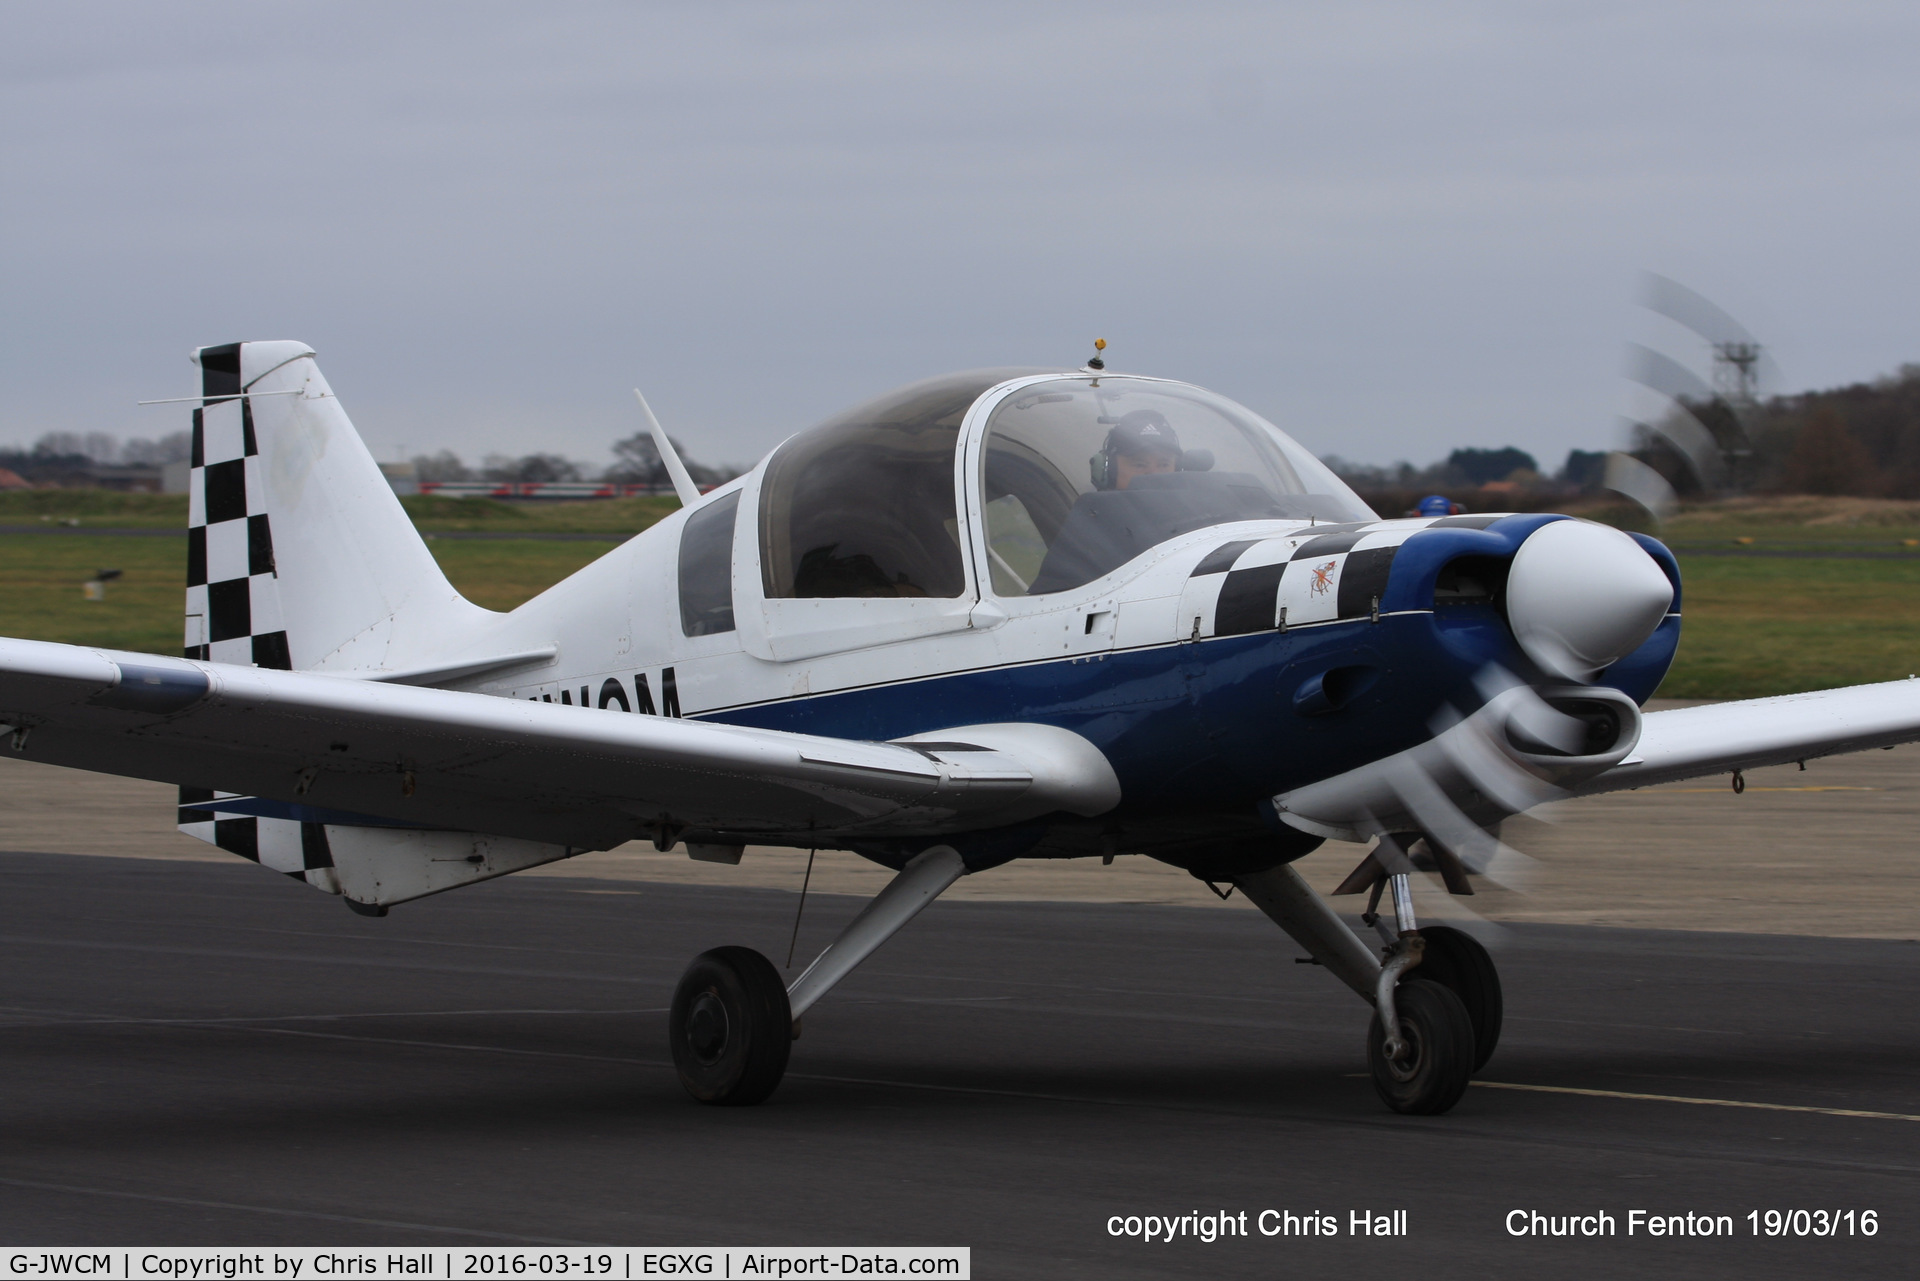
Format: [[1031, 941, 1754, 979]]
[[1107, 410, 1181, 458]]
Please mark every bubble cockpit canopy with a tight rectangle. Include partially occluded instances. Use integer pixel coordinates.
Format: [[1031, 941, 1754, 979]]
[[757, 369, 1373, 601], [981, 376, 1371, 595], [759, 369, 1046, 600]]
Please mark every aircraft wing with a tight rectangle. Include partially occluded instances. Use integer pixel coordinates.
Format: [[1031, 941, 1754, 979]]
[[0, 637, 1119, 850], [1577, 679, 1920, 795]]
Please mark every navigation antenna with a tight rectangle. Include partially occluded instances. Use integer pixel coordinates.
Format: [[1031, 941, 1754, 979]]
[[632, 388, 702, 508]]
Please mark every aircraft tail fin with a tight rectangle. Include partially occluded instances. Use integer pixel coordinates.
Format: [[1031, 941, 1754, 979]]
[[174, 343, 560, 896], [182, 341, 491, 673]]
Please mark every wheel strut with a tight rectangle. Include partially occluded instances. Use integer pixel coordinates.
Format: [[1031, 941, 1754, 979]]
[[1243, 834, 1484, 1116], [668, 845, 968, 1108]]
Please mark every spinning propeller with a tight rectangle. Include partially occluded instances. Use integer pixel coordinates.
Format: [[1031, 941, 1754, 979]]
[[1275, 518, 1676, 907], [1609, 272, 1780, 515]]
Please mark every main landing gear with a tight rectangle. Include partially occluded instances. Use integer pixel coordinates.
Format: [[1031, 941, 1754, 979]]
[[667, 845, 967, 1106], [669, 947, 791, 1105], [1236, 835, 1502, 1116], [665, 836, 1500, 1115]]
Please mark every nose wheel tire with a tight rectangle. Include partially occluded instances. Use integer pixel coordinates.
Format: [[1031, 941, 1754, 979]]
[[1412, 925, 1503, 1071], [1367, 977, 1474, 1115], [669, 946, 792, 1106]]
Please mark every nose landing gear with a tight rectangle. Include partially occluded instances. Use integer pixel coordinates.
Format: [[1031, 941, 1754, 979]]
[[1362, 867, 1481, 1114], [1414, 923, 1503, 1072], [1368, 977, 1474, 1115], [1237, 839, 1502, 1117]]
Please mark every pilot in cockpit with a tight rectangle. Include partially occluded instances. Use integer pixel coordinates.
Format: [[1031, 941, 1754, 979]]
[[980, 375, 1372, 597], [1092, 410, 1184, 491]]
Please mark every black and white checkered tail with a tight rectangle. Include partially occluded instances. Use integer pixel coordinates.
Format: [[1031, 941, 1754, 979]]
[[174, 340, 494, 885], [178, 340, 485, 672], [182, 343, 290, 668]]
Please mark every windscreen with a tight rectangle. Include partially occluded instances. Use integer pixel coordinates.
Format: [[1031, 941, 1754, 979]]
[[979, 376, 1373, 595]]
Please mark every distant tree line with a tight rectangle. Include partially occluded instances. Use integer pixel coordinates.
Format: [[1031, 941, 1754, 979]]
[[0, 425, 742, 491], [1736, 364, 1920, 497], [1615, 364, 1920, 499], [1326, 445, 1568, 514], [20, 365, 1920, 503], [1331, 363, 1920, 511], [0, 431, 192, 484], [412, 431, 740, 489]]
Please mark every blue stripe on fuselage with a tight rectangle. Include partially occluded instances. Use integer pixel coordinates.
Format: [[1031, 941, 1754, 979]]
[[702, 611, 1520, 816], [701, 514, 1682, 819]]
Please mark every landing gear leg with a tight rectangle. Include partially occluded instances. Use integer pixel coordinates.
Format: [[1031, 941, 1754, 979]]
[[1366, 868, 1473, 1115], [1237, 852, 1477, 1116], [667, 845, 968, 1107], [786, 845, 967, 1021]]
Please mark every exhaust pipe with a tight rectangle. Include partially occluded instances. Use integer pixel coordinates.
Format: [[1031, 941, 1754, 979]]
[[1274, 682, 1642, 843]]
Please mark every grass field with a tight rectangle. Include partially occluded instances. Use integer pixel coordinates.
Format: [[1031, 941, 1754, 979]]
[[1658, 556, 1920, 697], [0, 490, 681, 535], [0, 535, 187, 655], [0, 534, 612, 651], [422, 537, 612, 611], [4, 493, 1920, 699]]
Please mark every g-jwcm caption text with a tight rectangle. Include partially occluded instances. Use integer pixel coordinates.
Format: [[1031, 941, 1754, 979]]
[[4, 1252, 968, 1280]]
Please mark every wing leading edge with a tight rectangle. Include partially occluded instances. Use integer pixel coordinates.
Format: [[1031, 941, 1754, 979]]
[[1580, 678, 1920, 795], [0, 636, 1119, 852]]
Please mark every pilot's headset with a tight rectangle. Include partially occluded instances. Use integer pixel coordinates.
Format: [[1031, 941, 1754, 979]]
[[1090, 410, 1185, 490]]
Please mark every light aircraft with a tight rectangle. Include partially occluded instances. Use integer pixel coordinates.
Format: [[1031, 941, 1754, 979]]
[[3, 339, 1915, 1115]]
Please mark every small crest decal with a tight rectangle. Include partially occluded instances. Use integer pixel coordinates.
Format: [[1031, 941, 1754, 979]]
[[1309, 559, 1338, 596]]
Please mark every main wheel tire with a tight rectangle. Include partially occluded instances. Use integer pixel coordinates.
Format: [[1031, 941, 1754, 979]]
[[669, 946, 792, 1106], [1367, 977, 1474, 1116], [1416, 925, 1503, 1072]]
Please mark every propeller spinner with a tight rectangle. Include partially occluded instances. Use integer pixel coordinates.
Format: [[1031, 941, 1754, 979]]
[[1506, 518, 1676, 683], [1275, 517, 1674, 904]]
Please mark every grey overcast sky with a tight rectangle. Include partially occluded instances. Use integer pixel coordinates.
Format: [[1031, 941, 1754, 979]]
[[3, 2, 1916, 473]]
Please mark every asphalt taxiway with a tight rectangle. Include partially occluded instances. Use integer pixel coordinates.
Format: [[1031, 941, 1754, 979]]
[[0, 848, 1912, 1278]]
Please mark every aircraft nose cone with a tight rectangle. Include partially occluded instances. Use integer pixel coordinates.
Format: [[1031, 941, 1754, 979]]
[[1505, 520, 1674, 682]]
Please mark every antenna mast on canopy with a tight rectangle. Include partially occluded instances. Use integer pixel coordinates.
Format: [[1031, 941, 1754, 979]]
[[632, 389, 702, 508]]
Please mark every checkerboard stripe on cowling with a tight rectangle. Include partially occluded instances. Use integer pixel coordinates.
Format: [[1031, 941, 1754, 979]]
[[1179, 515, 1507, 639], [181, 342, 292, 670]]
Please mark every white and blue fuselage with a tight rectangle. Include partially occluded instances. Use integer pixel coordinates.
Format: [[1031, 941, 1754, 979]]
[[435, 369, 1681, 876]]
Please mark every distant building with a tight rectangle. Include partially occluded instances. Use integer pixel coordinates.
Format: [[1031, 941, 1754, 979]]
[[379, 460, 420, 496], [78, 464, 163, 493]]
